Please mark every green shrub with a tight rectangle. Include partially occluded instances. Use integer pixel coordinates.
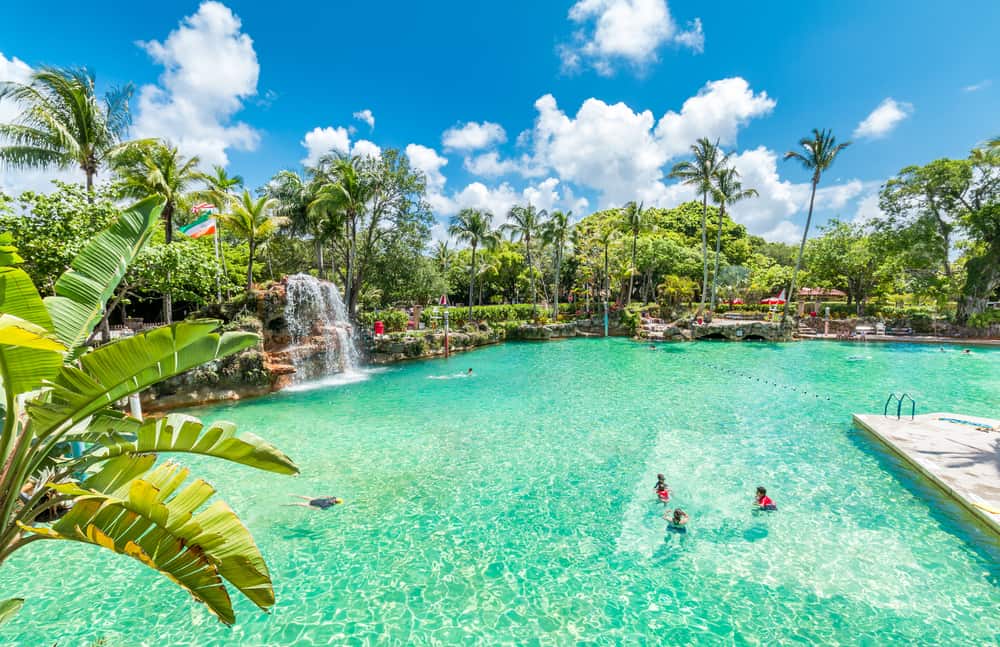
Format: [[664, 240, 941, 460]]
[[968, 309, 1000, 329]]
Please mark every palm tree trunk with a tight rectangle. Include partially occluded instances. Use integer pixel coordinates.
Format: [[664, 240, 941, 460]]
[[315, 239, 325, 276], [698, 192, 709, 315], [85, 169, 94, 204], [553, 244, 562, 318], [784, 179, 818, 322], [247, 239, 255, 292], [628, 232, 637, 305], [527, 237, 536, 316], [469, 243, 477, 319], [710, 205, 725, 312]]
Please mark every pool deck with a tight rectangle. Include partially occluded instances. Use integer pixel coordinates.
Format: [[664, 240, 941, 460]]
[[853, 412, 1000, 535]]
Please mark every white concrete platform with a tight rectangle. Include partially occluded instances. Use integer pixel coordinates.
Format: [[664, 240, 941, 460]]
[[853, 412, 1000, 535]]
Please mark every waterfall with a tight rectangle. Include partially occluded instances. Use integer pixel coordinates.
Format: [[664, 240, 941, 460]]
[[284, 273, 361, 381]]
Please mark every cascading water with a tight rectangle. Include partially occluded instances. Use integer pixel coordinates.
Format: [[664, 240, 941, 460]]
[[283, 273, 361, 381]]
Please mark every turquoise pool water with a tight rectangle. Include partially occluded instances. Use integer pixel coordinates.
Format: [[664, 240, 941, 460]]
[[3, 339, 1000, 645]]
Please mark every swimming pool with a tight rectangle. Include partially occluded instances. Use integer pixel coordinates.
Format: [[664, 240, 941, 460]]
[[3, 339, 999, 645]]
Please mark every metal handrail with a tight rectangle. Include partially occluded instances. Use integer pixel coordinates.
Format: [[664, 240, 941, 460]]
[[884, 393, 900, 417], [884, 392, 916, 420]]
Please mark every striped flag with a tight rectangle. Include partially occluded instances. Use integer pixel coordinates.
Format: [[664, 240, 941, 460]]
[[191, 202, 217, 216], [180, 214, 217, 239]]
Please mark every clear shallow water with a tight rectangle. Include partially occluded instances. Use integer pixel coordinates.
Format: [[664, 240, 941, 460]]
[[3, 339, 1000, 646]]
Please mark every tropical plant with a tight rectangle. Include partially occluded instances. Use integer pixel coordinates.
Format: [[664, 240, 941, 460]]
[[503, 203, 547, 315], [542, 210, 572, 317], [449, 209, 499, 318], [431, 239, 454, 274], [595, 225, 617, 301], [669, 138, 728, 314], [0, 197, 297, 627], [219, 191, 285, 291], [621, 201, 646, 305], [0, 67, 148, 196], [709, 166, 758, 311], [782, 128, 850, 321]]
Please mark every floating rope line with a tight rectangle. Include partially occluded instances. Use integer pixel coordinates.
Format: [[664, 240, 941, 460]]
[[700, 361, 833, 401]]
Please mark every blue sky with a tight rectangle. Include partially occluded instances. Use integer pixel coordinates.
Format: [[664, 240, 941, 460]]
[[1, 0, 998, 242]]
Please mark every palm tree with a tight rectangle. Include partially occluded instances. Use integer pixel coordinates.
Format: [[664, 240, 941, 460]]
[[449, 208, 499, 319], [431, 239, 454, 274], [709, 166, 758, 311], [669, 138, 728, 314], [114, 142, 205, 323], [308, 155, 370, 313], [266, 170, 327, 274], [783, 129, 851, 321], [595, 225, 617, 303], [622, 201, 646, 305], [542, 210, 572, 317], [197, 166, 244, 300], [503, 203, 547, 316], [0, 67, 148, 198], [219, 190, 285, 291]]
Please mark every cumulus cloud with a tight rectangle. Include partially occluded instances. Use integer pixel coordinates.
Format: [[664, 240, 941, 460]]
[[353, 108, 375, 129], [406, 143, 452, 214], [561, 0, 703, 75], [301, 126, 350, 165], [853, 98, 913, 140], [442, 121, 506, 151], [133, 1, 260, 166], [351, 139, 381, 160], [0, 52, 80, 194]]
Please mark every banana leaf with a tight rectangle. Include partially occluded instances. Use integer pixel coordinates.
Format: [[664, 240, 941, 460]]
[[0, 268, 63, 394], [0, 598, 23, 626], [43, 196, 164, 356], [20, 461, 272, 625], [79, 413, 298, 475], [27, 320, 257, 441], [0, 232, 24, 266]]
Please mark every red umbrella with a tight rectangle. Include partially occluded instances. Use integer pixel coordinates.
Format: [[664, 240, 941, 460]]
[[760, 289, 786, 305]]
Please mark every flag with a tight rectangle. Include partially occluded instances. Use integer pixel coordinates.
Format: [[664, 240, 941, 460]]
[[180, 214, 217, 239]]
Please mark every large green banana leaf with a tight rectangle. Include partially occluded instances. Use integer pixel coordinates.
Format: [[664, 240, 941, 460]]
[[27, 320, 257, 442], [0, 267, 63, 394], [20, 461, 273, 625], [43, 195, 164, 355], [0, 233, 24, 266], [79, 413, 298, 475]]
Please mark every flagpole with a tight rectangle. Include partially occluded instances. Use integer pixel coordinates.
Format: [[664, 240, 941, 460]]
[[213, 224, 222, 304]]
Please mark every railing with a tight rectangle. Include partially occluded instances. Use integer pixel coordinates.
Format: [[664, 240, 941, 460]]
[[884, 392, 916, 420]]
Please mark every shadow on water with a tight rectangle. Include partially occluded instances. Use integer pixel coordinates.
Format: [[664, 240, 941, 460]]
[[847, 423, 1000, 583]]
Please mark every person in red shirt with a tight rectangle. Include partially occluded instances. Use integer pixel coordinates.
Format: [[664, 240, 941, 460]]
[[755, 486, 777, 511]]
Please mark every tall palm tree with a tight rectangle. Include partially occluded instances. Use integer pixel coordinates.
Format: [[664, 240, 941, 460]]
[[669, 138, 728, 314], [782, 129, 851, 321], [448, 208, 499, 318], [198, 166, 244, 300], [114, 142, 205, 323], [542, 210, 572, 317], [503, 203, 547, 316], [309, 155, 370, 313], [621, 201, 646, 305], [0, 67, 148, 198], [219, 191, 286, 291], [709, 166, 758, 311], [595, 225, 617, 302], [266, 170, 327, 274]]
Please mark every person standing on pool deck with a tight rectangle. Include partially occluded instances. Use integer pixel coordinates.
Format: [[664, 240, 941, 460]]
[[755, 486, 777, 511]]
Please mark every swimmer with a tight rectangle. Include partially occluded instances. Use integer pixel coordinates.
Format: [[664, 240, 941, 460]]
[[467, 368, 474, 375], [287, 495, 343, 510], [648, 344, 657, 350], [664, 508, 689, 533], [962, 349, 971, 355], [755, 486, 777, 511], [655, 479, 671, 503]]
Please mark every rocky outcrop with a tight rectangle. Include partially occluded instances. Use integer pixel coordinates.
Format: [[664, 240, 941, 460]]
[[509, 322, 580, 340], [637, 318, 792, 341], [370, 328, 504, 363]]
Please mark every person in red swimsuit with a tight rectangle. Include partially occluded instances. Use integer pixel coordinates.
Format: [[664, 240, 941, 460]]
[[654, 474, 670, 502], [755, 486, 777, 511]]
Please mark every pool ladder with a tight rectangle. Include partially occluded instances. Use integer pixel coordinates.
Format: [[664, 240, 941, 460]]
[[884, 393, 916, 420]]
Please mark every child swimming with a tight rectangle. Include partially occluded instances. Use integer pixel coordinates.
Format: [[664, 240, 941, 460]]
[[654, 474, 670, 502], [755, 486, 777, 511], [665, 508, 689, 533]]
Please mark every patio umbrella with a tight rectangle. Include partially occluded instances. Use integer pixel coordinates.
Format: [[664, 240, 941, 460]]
[[760, 289, 786, 305]]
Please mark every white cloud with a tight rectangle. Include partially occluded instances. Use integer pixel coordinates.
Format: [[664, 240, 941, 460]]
[[405, 144, 448, 192], [561, 0, 703, 75], [654, 77, 776, 157], [463, 151, 546, 178], [852, 191, 884, 225], [351, 139, 381, 160], [853, 98, 913, 140], [0, 52, 81, 194], [133, 1, 260, 166], [301, 126, 351, 165], [442, 121, 506, 151], [963, 80, 991, 93], [353, 108, 375, 129]]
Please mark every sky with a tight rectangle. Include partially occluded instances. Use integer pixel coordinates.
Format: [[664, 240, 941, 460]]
[[1, 0, 998, 244]]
